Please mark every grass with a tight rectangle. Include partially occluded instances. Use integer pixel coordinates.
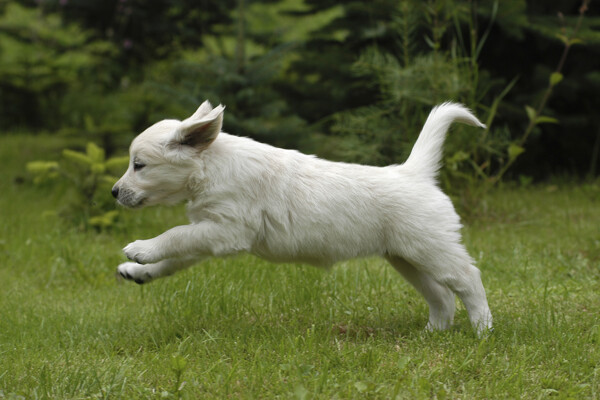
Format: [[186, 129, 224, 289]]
[[1, 134, 599, 399]]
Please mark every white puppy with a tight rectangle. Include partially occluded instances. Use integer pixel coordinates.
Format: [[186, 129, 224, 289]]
[[112, 101, 492, 335]]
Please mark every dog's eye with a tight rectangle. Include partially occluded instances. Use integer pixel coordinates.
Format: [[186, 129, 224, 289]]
[[133, 162, 146, 171]]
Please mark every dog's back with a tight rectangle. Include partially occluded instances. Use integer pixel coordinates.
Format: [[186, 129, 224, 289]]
[[190, 103, 480, 268]]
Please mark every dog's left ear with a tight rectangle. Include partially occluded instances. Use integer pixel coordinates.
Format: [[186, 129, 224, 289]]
[[174, 104, 225, 150]]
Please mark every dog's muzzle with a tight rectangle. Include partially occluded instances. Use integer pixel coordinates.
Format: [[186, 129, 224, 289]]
[[112, 185, 144, 208]]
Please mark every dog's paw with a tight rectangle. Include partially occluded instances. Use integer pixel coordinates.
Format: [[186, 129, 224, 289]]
[[117, 262, 154, 284], [123, 240, 160, 264]]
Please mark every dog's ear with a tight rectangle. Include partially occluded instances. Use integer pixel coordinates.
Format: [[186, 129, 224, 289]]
[[174, 105, 224, 150], [189, 100, 213, 120]]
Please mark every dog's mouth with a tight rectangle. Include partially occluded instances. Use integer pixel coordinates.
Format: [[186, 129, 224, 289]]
[[116, 189, 146, 209], [118, 198, 145, 209]]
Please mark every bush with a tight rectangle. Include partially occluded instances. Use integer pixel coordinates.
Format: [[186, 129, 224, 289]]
[[26, 142, 129, 229]]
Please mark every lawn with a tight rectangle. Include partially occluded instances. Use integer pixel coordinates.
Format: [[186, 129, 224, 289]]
[[1, 134, 599, 399]]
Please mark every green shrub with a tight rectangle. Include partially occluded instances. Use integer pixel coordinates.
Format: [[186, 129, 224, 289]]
[[26, 142, 128, 229]]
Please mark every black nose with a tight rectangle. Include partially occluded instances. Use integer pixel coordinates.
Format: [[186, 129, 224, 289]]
[[111, 186, 119, 199]]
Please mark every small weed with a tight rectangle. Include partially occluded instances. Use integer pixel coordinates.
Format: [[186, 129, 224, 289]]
[[26, 142, 128, 229]]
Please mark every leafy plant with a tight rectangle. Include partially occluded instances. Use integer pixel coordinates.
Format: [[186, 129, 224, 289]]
[[436, 0, 592, 209], [486, 0, 591, 186], [319, 0, 481, 167], [26, 142, 129, 229], [164, 354, 189, 399]]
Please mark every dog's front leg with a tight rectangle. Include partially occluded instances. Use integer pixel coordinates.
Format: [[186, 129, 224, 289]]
[[117, 257, 199, 284], [123, 221, 251, 265], [123, 238, 167, 265]]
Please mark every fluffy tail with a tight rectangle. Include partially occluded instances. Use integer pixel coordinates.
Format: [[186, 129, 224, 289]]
[[403, 102, 485, 180]]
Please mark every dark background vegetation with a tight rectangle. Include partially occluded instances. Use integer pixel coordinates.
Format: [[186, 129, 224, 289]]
[[1, 0, 599, 184]]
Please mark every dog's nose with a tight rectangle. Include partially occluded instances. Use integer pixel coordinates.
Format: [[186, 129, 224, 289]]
[[111, 186, 119, 199]]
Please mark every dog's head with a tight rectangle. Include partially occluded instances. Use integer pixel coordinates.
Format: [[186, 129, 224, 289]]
[[112, 101, 224, 208]]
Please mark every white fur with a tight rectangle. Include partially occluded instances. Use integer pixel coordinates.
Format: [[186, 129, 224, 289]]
[[113, 101, 492, 336]]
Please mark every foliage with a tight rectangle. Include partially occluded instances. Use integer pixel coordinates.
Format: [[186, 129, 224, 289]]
[[488, 0, 592, 186], [0, 2, 117, 130], [299, 2, 488, 172], [279, 0, 397, 124], [56, 0, 237, 63], [137, 45, 307, 149], [109, 0, 314, 149], [26, 142, 129, 229]]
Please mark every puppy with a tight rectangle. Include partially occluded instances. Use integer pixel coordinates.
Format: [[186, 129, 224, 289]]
[[112, 101, 492, 335]]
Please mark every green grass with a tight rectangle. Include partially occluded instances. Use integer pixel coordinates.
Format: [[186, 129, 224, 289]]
[[1, 134, 599, 399]]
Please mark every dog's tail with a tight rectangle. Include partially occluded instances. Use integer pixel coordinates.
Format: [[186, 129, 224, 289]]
[[403, 102, 485, 180]]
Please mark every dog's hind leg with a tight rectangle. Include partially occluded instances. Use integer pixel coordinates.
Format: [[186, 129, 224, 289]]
[[397, 247, 492, 336], [440, 262, 492, 337], [387, 256, 456, 331]]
